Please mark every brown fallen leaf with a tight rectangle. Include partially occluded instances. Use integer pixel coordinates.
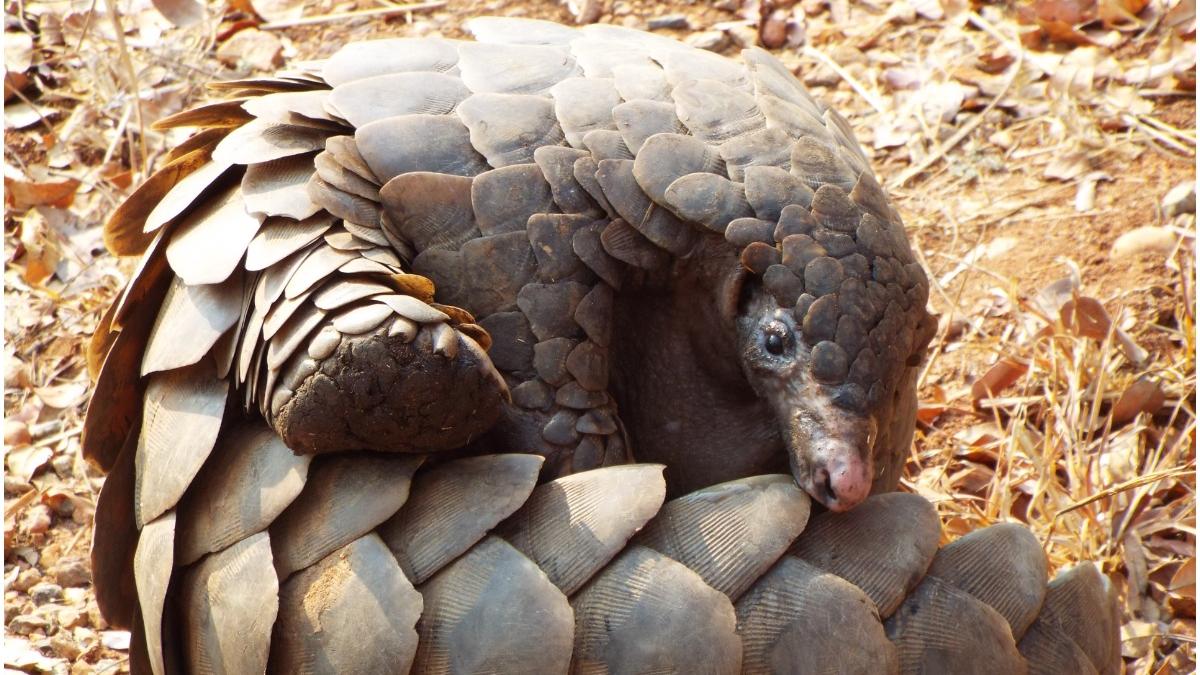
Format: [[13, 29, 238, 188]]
[[1111, 377, 1166, 424], [16, 210, 63, 286], [34, 382, 88, 409], [1060, 296, 1111, 340], [4, 70, 31, 102], [5, 175, 80, 210], [916, 384, 948, 425], [6, 445, 52, 484], [978, 50, 1016, 74], [1098, 0, 1149, 27], [100, 162, 133, 190], [1169, 558, 1196, 599], [972, 357, 1030, 404]]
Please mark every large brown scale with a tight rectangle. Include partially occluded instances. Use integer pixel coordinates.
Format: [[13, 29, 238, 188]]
[[85, 16, 1119, 674]]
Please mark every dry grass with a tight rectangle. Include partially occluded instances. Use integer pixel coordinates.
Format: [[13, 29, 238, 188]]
[[4, 0, 1195, 672]]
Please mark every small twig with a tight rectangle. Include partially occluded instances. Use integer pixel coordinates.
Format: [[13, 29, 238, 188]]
[[888, 56, 1021, 189], [73, 0, 100, 58], [7, 87, 57, 136], [1053, 464, 1195, 520], [801, 46, 886, 114], [101, 0, 149, 175], [259, 0, 445, 30], [1125, 114, 1197, 155], [1136, 114, 1197, 142], [102, 104, 133, 167]]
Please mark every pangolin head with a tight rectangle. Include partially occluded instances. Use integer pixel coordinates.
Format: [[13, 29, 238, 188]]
[[726, 183, 937, 512]]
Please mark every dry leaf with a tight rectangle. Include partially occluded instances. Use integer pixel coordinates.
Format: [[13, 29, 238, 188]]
[[1074, 171, 1113, 211], [34, 382, 88, 409], [908, 0, 944, 20], [954, 423, 1004, 449], [1169, 558, 1196, 600], [217, 28, 285, 71], [1098, 0, 1149, 27], [4, 32, 34, 73], [100, 162, 133, 190], [150, 0, 205, 28], [1031, 0, 1096, 24], [972, 357, 1029, 403], [3, 101, 45, 129], [1112, 377, 1166, 424], [1045, 151, 1092, 181], [978, 49, 1016, 74], [4, 420, 32, 447], [915, 81, 968, 124], [5, 446, 52, 484], [916, 384, 948, 424], [1060, 296, 1111, 339], [950, 461, 995, 495], [16, 210, 63, 286], [5, 175, 80, 210]]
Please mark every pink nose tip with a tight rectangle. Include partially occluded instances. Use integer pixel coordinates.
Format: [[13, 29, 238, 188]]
[[822, 456, 871, 512]]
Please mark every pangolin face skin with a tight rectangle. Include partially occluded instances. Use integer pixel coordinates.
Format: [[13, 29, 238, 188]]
[[735, 288, 879, 511]]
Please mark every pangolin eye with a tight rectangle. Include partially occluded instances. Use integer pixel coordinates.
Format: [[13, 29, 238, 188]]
[[763, 322, 790, 356]]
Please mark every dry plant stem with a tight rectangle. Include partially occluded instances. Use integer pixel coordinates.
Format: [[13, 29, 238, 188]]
[[73, 0, 101, 60], [1123, 114, 1198, 155], [1052, 465, 1195, 524], [888, 56, 1021, 188], [801, 46, 886, 113], [102, 0, 149, 175], [8, 87, 57, 136], [259, 1, 446, 29]]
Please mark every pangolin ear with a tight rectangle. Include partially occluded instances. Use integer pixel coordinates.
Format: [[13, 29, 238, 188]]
[[716, 261, 750, 329]]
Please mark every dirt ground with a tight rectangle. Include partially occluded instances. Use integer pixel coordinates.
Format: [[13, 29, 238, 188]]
[[4, 0, 1196, 672]]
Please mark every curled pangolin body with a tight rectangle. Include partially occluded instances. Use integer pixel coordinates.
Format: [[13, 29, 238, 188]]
[[86, 16, 1116, 674]]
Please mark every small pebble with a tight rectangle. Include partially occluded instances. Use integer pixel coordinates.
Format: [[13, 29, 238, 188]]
[[804, 63, 840, 87], [57, 606, 85, 630], [50, 632, 83, 660], [101, 630, 131, 651], [9, 613, 50, 635], [5, 420, 31, 446], [21, 504, 53, 535], [29, 582, 64, 606], [74, 626, 98, 645], [50, 453, 73, 478], [5, 475, 34, 494], [12, 566, 41, 592], [761, 9, 790, 49], [216, 28, 284, 72], [53, 558, 91, 588], [725, 24, 759, 49], [685, 30, 729, 52], [648, 13, 689, 30], [1162, 180, 1196, 217]]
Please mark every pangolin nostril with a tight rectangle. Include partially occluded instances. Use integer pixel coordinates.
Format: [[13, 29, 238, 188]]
[[823, 470, 837, 502]]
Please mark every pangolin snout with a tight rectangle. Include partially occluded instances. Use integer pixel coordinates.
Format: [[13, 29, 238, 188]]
[[806, 449, 872, 512], [784, 407, 877, 512]]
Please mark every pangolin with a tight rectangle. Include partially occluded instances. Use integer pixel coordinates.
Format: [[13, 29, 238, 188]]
[[84, 16, 1119, 674]]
